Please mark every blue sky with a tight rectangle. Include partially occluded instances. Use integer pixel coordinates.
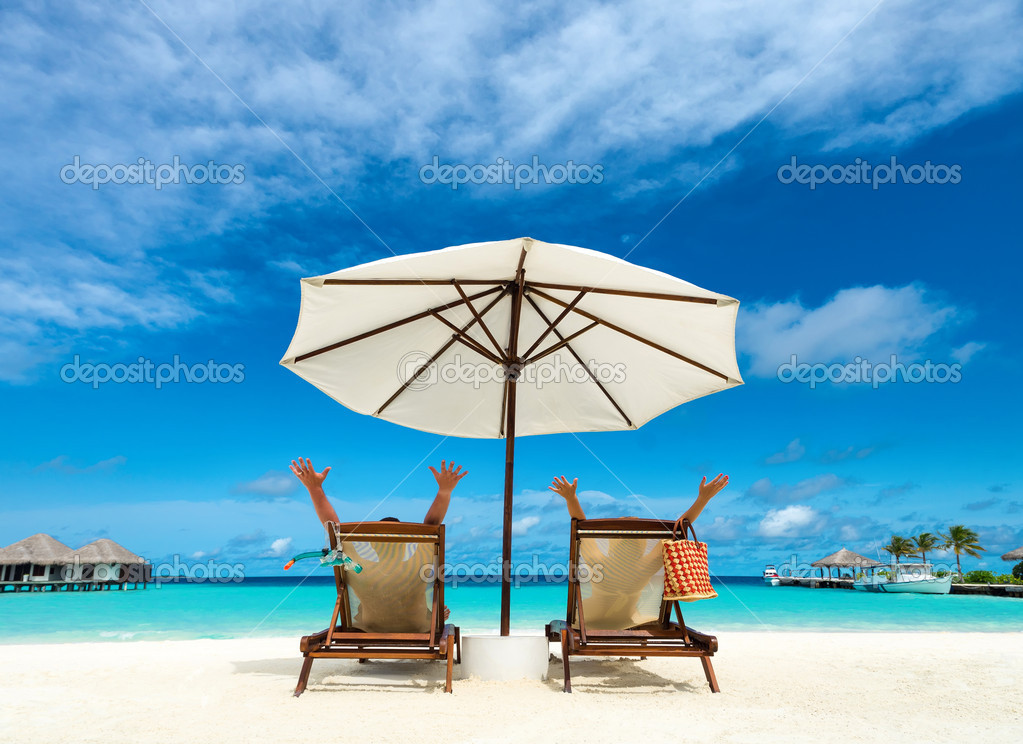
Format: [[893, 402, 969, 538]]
[[1, 0, 1021, 577]]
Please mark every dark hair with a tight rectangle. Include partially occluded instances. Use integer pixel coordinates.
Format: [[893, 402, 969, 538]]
[[380, 517, 400, 523]]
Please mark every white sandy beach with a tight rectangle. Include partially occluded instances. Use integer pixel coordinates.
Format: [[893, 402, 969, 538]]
[[1, 632, 1020, 744]]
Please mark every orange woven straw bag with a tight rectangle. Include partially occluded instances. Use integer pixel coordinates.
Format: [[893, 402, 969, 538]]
[[661, 517, 718, 602]]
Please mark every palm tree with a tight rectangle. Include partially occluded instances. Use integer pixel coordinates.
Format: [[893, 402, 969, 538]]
[[941, 525, 986, 577], [883, 535, 919, 564], [913, 532, 940, 564]]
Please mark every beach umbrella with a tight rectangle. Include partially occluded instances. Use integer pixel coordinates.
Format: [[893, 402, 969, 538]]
[[280, 237, 743, 634], [1001, 547, 1023, 561]]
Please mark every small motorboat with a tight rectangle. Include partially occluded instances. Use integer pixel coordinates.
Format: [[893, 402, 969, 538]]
[[853, 563, 951, 594], [763, 565, 780, 586]]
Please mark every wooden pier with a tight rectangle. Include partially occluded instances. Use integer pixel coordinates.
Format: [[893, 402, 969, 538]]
[[0, 579, 147, 593], [777, 577, 856, 590], [775, 577, 1022, 597]]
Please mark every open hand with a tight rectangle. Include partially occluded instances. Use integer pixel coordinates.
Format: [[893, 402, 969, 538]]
[[548, 475, 578, 501], [698, 474, 729, 501], [290, 457, 331, 490], [429, 460, 468, 495]]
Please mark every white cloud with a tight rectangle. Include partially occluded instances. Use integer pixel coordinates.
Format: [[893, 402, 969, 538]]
[[232, 471, 298, 498], [739, 284, 959, 377], [511, 516, 541, 536], [263, 537, 293, 558], [951, 341, 986, 364], [758, 505, 822, 538], [34, 454, 127, 474], [699, 516, 747, 541], [766, 438, 805, 465], [839, 525, 860, 542], [747, 474, 848, 504]]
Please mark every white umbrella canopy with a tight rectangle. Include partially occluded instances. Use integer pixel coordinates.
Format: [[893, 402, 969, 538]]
[[281, 237, 743, 633], [282, 237, 742, 437]]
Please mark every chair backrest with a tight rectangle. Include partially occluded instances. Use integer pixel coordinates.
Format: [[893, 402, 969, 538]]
[[567, 518, 675, 631], [327, 521, 445, 635]]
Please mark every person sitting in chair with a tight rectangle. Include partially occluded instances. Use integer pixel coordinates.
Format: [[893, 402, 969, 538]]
[[548, 473, 728, 629], [291, 457, 467, 628]]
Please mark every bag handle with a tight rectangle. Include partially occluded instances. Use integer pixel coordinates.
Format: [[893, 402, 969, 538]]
[[672, 516, 701, 542]]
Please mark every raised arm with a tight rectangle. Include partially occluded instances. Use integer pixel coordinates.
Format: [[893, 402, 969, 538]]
[[678, 474, 729, 524], [424, 460, 468, 525], [549, 476, 586, 520], [290, 457, 339, 527]]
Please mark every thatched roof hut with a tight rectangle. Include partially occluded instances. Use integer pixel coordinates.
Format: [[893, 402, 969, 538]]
[[72, 538, 144, 565], [1002, 546, 1023, 562], [0, 534, 73, 565], [811, 548, 883, 569]]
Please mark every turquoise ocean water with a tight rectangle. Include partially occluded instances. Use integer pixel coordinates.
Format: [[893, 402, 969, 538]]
[[2, 577, 1020, 643]]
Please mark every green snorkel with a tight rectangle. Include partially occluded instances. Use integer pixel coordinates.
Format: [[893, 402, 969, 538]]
[[283, 548, 362, 573]]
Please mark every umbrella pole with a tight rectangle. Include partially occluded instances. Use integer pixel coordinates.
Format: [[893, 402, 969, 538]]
[[501, 385, 516, 636], [500, 248, 528, 637]]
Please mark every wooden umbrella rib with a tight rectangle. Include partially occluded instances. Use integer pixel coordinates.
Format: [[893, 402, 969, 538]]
[[524, 294, 633, 428], [452, 334, 503, 365], [522, 321, 599, 365], [451, 280, 507, 359], [294, 285, 503, 362], [428, 310, 504, 365], [528, 288, 730, 381], [322, 279, 509, 286], [375, 289, 508, 415], [498, 371, 509, 438], [520, 288, 589, 360], [374, 336, 458, 416], [526, 281, 720, 304]]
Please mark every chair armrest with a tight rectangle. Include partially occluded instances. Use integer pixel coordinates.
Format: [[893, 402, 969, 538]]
[[546, 619, 569, 639], [685, 627, 718, 653], [439, 623, 456, 650]]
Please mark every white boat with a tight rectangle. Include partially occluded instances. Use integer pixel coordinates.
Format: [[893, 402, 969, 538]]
[[762, 565, 780, 586], [853, 562, 951, 594]]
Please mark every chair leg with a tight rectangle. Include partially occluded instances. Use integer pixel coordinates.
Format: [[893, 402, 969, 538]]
[[445, 640, 454, 693], [455, 627, 461, 664], [560, 630, 572, 693], [700, 656, 720, 693], [294, 656, 314, 697]]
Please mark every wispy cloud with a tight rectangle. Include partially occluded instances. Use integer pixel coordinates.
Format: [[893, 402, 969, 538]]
[[951, 341, 986, 365], [34, 454, 126, 474], [873, 482, 919, 505], [765, 438, 805, 465], [747, 474, 849, 505], [232, 470, 299, 498], [820, 445, 876, 463]]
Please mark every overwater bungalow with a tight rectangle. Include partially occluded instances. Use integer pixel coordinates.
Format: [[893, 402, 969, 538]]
[[0, 534, 150, 592]]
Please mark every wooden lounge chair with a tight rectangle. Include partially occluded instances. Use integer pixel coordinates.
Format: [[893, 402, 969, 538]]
[[294, 521, 460, 696], [545, 518, 720, 693]]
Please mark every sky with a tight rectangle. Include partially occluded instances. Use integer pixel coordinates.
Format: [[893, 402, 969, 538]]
[[1, 0, 1021, 578]]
